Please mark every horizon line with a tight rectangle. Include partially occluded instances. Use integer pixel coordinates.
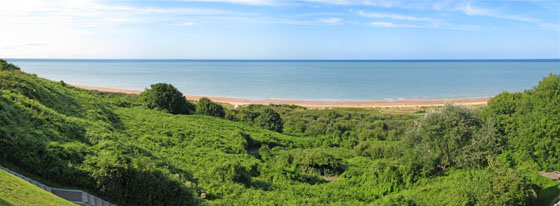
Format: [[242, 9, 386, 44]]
[[5, 58, 560, 61]]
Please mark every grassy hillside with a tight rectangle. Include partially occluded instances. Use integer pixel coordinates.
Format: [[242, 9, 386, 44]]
[[1, 63, 559, 205], [0, 169, 75, 206]]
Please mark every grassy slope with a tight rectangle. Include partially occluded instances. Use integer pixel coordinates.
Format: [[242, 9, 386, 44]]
[[1, 69, 558, 205], [0, 169, 75, 206]]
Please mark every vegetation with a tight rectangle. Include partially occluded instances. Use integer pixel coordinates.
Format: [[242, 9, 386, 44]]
[[403, 104, 502, 176], [0, 59, 20, 71], [484, 73, 560, 171], [0, 169, 75, 206], [139, 83, 194, 114], [196, 97, 225, 118], [0, 60, 558, 206]]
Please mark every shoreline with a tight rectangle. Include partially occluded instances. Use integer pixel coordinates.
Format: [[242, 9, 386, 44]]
[[73, 84, 491, 108]]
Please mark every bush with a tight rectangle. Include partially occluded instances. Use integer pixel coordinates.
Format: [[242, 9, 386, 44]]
[[403, 104, 501, 175], [139, 83, 194, 114], [256, 108, 283, 133], [484, 74, 560, 170], [196, 97, 225, 118], [212, 162, 252, 187], [459, 158, 537, 206], [0, 59, 20, 71], [296, 151, 343, 176], [92, 154, 196, 206]]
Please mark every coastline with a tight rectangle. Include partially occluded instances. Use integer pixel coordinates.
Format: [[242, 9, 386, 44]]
[[73, 84, 491, 108]]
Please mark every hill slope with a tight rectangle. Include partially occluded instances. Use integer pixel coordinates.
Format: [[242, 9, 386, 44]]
[[0, 169, 75, 206], [1, 64, 559, 205]]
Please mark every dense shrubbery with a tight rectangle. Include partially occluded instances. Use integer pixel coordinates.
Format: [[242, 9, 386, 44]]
[[196, 97, 225, 118], [139, 83, 194, 114], [403, 104, 502, 176], [256, 108, 283, 133], [0, 59, 19, 71], [91, 153, 196, 206], [459, 158, 538, 206], [228, 105, 416, 148], [295, 150, 343, 176], [212, 162, 252, 187], [0, 60, 558, 206], [484, 74, 560, 170]]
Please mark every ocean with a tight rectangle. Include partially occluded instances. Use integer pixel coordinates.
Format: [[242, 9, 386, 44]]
[[7, 59, 560, 100]]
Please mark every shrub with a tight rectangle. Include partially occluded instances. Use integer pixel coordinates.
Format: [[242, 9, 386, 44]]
[[459, 158, 537, 206], [296, 151, 343, 176], [484, 74, 560, 170], [212, 162, 252, 187], [196, 97, 225, 118], [256, 108, 283, 133], [139, 83, 194, 114], [403, 104, 501, 175], [92, 154, 196, 206], [0, 59, 20, 71]]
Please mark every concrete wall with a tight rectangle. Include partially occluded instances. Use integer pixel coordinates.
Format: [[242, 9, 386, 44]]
[[0, 165, 115, 206]]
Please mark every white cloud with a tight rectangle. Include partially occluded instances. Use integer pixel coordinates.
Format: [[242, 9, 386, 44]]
[[358, 10, 433, 21], [318, 17, 342, 24], [180, 0, 278, 6], [456, 3, 559, 30], [183, 22, 196, 26], [370, 21, 419, 28]]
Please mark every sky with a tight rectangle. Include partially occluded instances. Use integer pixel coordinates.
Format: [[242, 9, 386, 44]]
[[0, 0, 559, 59]]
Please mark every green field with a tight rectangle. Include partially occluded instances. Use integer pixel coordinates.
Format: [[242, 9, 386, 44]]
[[0, 59, 559, 205], [0, 169, 75, 206]]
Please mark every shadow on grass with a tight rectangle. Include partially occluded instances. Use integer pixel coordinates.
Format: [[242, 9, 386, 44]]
[[0, 197, 12, 206], [537, 183, 560, 206]]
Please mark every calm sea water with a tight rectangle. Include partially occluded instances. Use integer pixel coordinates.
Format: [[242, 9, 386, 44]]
[[7, 59, 560, 100]]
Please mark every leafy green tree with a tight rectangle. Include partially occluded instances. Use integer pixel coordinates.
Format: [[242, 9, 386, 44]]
[[485, 74, 560, 170], [403, 104, 501, 175], [139, 83, 194, 114], [256, 108, 283, 133], [196, 97, 225, 118], [0, 59, 20, 71]]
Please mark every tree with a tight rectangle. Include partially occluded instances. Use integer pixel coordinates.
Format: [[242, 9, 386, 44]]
[[256, 108, 283, 133], [139, 83, 194, 114], [484, 74, 560, 170], [403, 104, 501, 176], [196, 97, 225, 118]]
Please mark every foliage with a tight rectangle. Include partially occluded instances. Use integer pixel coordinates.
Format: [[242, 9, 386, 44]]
[[0, 59, 20, 71], [139, 83, 194, 114], [256, 108, 284, 133], [403, 104, 502, 175], [484, 74, 560, 170], [0, 60, 558, 206], [212, 162, 252, 187], [227, 105, 416, 148], [295, 150, 343, 176], [196, 97, 225, 118]]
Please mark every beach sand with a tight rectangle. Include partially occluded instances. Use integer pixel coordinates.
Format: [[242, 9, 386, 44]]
[[73, 84, 490, 108]]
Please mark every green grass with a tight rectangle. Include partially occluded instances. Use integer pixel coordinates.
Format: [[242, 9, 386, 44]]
[[0, 65, 558, 206], [0, 169, 75, 206]]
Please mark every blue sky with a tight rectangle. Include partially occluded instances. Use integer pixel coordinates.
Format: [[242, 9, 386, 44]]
[[0, 0, 559, 59]]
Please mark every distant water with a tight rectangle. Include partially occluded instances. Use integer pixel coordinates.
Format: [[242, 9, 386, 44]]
[[7, 59, 560, 100]]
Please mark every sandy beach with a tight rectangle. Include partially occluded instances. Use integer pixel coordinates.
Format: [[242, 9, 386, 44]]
[[73, 84, 491, 108]]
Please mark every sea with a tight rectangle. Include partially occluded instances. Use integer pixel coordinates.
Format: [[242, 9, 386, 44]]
[[7, 59, 560, 101]]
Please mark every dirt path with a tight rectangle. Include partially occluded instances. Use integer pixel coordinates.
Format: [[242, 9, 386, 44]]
[[539, 171, 560, 182]]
